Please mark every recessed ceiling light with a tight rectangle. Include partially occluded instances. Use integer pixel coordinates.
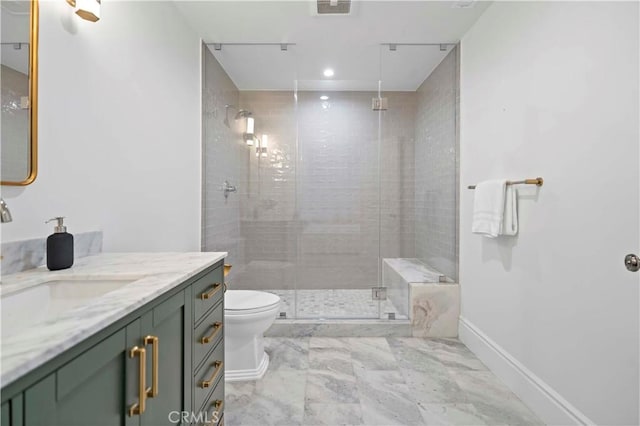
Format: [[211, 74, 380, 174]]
[[323, 68, 334, 77], [320, 95, 329, 100]]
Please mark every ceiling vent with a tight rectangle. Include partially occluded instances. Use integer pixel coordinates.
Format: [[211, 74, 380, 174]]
[[317, 0, 351, 14]]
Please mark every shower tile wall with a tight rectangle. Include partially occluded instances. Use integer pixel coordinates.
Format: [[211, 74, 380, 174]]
[[202, 46, 459, 312], [202, 46, 246, 279], [414, 47, 459, 280], [237, 91, 298, 291], [380, 93, 417, 260], [236, 91, 416, 292]]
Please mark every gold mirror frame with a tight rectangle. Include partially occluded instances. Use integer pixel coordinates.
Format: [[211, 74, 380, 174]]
[[2, 0, 38, 186]]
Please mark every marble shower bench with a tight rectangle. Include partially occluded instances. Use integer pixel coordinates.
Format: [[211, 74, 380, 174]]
[[383, 258, 459, 338]]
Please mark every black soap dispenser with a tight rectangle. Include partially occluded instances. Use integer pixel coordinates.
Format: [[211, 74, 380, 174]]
[[46, 217, 74, 271]]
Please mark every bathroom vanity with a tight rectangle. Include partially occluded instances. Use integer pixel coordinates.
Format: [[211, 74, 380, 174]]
[[0, 253, 227, 426]]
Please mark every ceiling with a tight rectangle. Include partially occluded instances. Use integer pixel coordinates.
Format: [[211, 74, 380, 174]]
[[174, 1, 491, 91]]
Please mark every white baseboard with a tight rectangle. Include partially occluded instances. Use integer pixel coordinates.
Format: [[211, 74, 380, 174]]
[[458, 316, 594, 425]]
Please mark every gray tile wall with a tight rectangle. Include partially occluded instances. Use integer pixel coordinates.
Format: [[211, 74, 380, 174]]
[[201, 46, 246, 280], [381, 93, 417, 260], [236, 91, 298, 290], [233, 91, 416, 291], [202, 48, 458, 296], [414, 47, 459, 281]]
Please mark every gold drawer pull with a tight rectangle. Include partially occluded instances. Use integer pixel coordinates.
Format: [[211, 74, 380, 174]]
[[144, 335, 159, 398], [128, 346, 148, 416], [200, 283, 222, 300], [200, 361, 223, 388], [205, 400, 224, 425], [200, 322, 223, 345]]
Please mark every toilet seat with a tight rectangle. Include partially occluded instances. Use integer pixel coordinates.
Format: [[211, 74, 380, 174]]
[[225, 290, 280, 315]]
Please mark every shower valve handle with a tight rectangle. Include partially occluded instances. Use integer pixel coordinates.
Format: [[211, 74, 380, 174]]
[[222, 180, 237, 198]]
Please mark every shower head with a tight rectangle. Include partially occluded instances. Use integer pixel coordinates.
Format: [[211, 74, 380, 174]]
[[234, 110, 252, 120], [223, 104, 253, 127]]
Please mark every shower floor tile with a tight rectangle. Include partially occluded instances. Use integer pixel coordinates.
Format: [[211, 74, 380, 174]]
[[266, 289, 408, 320]]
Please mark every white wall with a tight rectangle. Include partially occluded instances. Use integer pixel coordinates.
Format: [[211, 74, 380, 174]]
[[1, 1, 202, 252], [459, 2, 639, 425]]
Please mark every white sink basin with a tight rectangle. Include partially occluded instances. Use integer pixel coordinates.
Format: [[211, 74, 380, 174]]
[[1, 279, 135, 338]]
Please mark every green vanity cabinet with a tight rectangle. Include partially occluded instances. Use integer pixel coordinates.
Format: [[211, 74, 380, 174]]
[[1, 394, 23, 426], [139, 290, 191, 426], [24, 290, 189, 426], [24, 328, 132, 426], [1, 402, 8, 426], [2, 260, 225, 426]]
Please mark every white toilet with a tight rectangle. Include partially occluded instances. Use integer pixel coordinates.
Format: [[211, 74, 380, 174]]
[[224, 290, 280, 381]]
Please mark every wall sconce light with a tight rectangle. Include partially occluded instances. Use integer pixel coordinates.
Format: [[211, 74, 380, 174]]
[[257, 134, 268, 158], [244, 117, 255, 145], [67, 0, 101, 22]]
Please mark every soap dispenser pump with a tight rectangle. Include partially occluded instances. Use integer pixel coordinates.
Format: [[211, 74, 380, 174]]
[[46, 217, 74, 271]]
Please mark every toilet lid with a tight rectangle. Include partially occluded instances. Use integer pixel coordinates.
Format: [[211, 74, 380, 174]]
[[225, 290, 280, 311]]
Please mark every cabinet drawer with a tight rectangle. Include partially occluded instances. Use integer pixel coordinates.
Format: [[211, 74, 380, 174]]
[[193, 266, 224, 323], [193, 300, 224, 370], [197, 381, 224, 426], [193, 340, 224, 414]]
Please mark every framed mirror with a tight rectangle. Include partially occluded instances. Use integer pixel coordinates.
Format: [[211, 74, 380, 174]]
[[1, 0, 38, 185]]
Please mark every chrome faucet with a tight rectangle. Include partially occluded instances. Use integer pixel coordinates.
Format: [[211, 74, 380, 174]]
[[0, 198, 13, 223]]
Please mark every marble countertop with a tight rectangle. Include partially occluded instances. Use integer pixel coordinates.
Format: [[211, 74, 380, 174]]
[[0, 252, 226, 387]]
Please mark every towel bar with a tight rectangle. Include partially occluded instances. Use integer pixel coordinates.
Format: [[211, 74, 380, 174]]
[[467, 177, 543, 190]]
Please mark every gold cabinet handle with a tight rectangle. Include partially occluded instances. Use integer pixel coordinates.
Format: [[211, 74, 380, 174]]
[[204, 400, 224, 425], [128, 346, 148, 416], [200, 322, 222, 345], [200, 283, 222, 300], [199, 361, 223, 388], [224, 264, 232, 277], [144, 335, 159, 398]]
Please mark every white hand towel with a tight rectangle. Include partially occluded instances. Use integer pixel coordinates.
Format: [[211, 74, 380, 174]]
[[472, 179, 507, 238], [501, 186, 518, 236]]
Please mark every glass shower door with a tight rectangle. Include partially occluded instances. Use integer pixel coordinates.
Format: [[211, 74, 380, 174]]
[[294, 77, 383, 319]]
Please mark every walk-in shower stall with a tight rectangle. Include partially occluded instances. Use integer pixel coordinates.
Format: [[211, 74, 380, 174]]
[[202, 43, 458, 321]]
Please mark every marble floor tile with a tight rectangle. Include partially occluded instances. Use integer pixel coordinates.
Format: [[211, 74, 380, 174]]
[[422, 339, 488, 372], [388, 338, 487, 373], [309, 337, 352, 350], [306, 369, 360, 404], [264, 337, 310, 371], [225, 379, 256, 399], [225, 370, 306, 426], [451, 371, 542, 425], [400, 367, 467, 404], [417, 403, 487, 425], [225, 337, 543, 426], [348, 338, 398, 371], [471, 401, 543, 426], [303, 403, 363, 425], [355, 369, 424, 426], [387, 337, 447, 373], [309, 347, 354, 375]]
